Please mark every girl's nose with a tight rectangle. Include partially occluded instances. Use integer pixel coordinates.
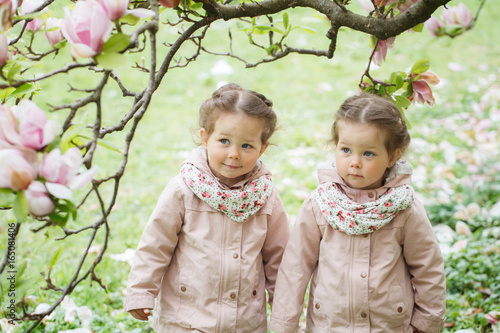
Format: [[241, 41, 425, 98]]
[[350, 157, 361, 168], [228, 147, 240, 159]]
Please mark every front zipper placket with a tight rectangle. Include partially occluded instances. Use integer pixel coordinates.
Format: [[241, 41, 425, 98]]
[[215, 214, 227, 333], [348, 235, 354, 333]]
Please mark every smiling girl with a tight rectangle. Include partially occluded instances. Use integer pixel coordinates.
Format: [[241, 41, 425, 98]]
[[269, 93, 446, 333], [125, 83, 289, 332]]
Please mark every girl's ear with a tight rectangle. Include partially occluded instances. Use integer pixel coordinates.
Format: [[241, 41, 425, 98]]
[[389, 148, 402, 167], [259, 141, 269, 157], [200, 128, 208, 147]]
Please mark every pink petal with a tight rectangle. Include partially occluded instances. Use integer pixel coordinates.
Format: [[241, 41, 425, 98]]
[[40, 149, 63, 183], [69, 167, 97, 189], [46, 182, 73, 199], [358, 0, 374, 13], [127, 8, 155, 18], [70, 43, 97, 58], [0, 149, 35, 191], [25, 181, 55, 216], [424, 16, 443, 37]]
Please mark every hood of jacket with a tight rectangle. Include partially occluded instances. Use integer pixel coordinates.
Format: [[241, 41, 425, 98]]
[[182, 146, 272, 190], [316, 159, 413, 203]]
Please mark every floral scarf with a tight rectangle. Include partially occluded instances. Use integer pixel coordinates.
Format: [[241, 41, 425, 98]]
[[315, 182, 415, 235], [180, 163, 273, 222]]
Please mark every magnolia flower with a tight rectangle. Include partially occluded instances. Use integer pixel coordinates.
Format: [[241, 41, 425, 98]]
[[39, 148, 96, 199], [442, 3, 474, 28], [98, 0, 154, 21], [62, 0, 113, 58], [0, 149, 36, 191], [372, 37, 395, 66], [25, 181, 55, 216], [0, 33, 8, 66], [21, 0, 46, 32], [409, 71, 440, 106], [3, 100, 59, 150], [44, 17, 64, 47], [0, 0, 17, 32], [60, 296, 93, 329], [425, 3, 474, 38], [424, 16, 444, 37]]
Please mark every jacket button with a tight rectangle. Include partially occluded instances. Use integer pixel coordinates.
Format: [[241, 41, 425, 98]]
[[315, 303, 320, 309], [360, 272, 367, 278], [397, 306, 403, 313], [180, 286, 186, 292], [232, 253, 239, 259], [363, 234, 369, 238], [230, 292, 236, 299], [252, 290, 257, 296], [361, 312, 367, 318], [368, 192, 374, 198]]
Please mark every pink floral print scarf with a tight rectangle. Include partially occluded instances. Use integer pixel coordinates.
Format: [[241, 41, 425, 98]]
[[315, 182, 415, 235], [181, 163, 273, 222]]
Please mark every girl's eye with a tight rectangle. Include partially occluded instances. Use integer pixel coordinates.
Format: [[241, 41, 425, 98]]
[[364, 151, 374, 157], [342, 148, 351, 154], [220, 139, 229, 145], [242, 143, 252, 149]]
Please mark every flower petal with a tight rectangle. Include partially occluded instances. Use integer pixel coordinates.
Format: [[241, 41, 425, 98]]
[[46, 182, 73, 199]]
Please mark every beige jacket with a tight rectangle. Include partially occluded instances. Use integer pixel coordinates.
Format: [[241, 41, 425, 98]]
[[125, 148, 290, 332], [269, 161, 446, 333]]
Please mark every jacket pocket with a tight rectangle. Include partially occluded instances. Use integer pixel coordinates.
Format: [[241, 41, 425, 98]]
[[388, 281, 407, 328], [309, 272, 349, 328]]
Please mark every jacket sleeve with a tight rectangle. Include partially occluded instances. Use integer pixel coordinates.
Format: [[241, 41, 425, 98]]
[[123, 177, 185, 312], [268, 195, 322, 333], [402, 200, 446, 333], [262, 188, 290, 306]]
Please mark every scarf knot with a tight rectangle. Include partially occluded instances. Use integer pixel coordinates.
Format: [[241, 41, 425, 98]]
[[314, 182, 415, 235], [181, 163, 273, 222]]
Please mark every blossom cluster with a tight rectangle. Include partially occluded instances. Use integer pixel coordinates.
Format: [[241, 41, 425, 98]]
[[0, 0, 156, 65], [0, 100, 96, 220], [425, 3, 474, 38]]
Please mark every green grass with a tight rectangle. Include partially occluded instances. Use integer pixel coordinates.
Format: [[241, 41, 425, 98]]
[[1, 0, 500, 332]]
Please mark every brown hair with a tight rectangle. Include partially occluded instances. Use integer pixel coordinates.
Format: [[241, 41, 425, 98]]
[[331, 93, 411, 157], [199, 83, 277, 144]]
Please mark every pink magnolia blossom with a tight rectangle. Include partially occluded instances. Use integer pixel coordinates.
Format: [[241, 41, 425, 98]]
[[424, 16, 444, 37], [98, 0, 154, 21], [3, 100, 59, 150], [21, 0, 46, 32], [0, 33, 8, 66], [62, 0, 113, 58], [372, 37, 395, 66], [44, 17, 64, 47], [25, 181, 55, 216], [0, 0, 17, 32], [409, 71, 440, 106], [39, 148, 97, 199], [0, 149, 36, 191], [442, 3, 474, 28]]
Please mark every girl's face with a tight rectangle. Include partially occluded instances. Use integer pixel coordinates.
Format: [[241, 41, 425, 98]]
[[200, 112, 268, 187], [335, 120, 400, 190]]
